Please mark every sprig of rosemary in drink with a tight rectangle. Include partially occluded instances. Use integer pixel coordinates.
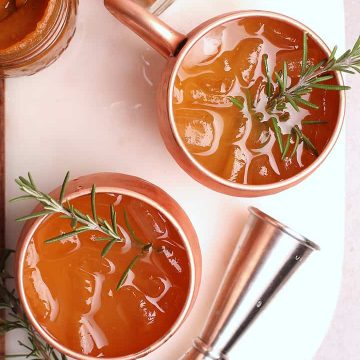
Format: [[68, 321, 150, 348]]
[[0, 249, 68, 360], [268, 33, 359, 158], [13, 172, 152, 290], [230, 34, 360, 160], [268, 33, 359, 113]]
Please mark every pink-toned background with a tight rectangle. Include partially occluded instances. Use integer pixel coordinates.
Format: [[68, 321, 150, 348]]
[[315, 0, 360, 359]]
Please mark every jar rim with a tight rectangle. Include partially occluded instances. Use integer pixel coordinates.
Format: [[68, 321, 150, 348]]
[[0, 0, 74, 70]]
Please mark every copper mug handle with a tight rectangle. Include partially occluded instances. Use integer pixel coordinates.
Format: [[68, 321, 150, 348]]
[[104, 0, 187, 58]]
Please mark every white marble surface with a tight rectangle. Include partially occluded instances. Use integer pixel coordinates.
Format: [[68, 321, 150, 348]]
[[315, 1, 360, 359], [5, 0, 345, 359]]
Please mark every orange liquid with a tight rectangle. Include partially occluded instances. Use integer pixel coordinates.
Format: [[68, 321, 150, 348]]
[[23, 193, 191, 357], [0, 0, 49, 50], [173, 17, 340, 185]]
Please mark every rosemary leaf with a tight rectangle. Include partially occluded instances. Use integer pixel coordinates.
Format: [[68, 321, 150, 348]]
[[263, 54, 273, 97], [59, 171, 70, 204], [9, 195, 33, 203], [45, 227, 89, 244], [110, 205, 118, 235], [27, 173, 37, 191], [282, 134, 292, 160], [302, 120, 328, 125], [290, 130, 301, 158], [116, 255, 141, 291], [295, 88, 313, 96], [228, 96, 244, 110], [282, 61, 288, 88], [293, 125, 318, 156], [294, 97, 320, 109], [301, 133, 319, 156], [310, 75, 334, 84], [284, 94, 300, 111], [336, 49, 351, 63], [271, 117, 284, 153], [103, 220, 114, 233], [16, 211, 51, 222], [70, 216, 77, 229], [91, 184, 98, 223], [301, 32, 308, 75], [101, 238, 118, 257], [352, 35, 360, 52], [124, 209, 145, 247], [310, 83, 351, 91], [18, 176, 31, 188], [329, 45, 338, 62], [93, 237, 114, 241], [275, 72, 284, 93]]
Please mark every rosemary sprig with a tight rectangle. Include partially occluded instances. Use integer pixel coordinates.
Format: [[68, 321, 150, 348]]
[[0, 249, 67, 360], [118, 212, 153, 289], [270, 33, 359, 113], [265, 34, 359, 159], [13, 172, 123, 245], [12, 172, 155, 291]]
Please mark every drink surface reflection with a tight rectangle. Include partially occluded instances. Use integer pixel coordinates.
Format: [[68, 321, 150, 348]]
[[23, 193, 191, 357], [173, 17, 340, 185]]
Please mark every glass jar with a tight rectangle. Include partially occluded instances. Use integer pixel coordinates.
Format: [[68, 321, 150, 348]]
[[134, 0, 175, 15], [0, 0, 78, 78]]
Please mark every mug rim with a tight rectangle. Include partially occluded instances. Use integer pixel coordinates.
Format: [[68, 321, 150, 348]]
[[16, 173, 199, 360], [167, 10, 346, 194]]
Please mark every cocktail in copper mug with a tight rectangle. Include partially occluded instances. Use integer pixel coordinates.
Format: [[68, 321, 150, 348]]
[[104, 0, 345, 197], [16, 172, 201, 359]]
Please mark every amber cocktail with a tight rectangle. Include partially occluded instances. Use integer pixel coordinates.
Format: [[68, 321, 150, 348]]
[[104, 2, 345, 197], [16, 173, 201, 359], [172, 17, 340, 186]]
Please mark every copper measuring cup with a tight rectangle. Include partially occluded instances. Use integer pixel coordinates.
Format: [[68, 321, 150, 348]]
[[104, 0, 345, 197]]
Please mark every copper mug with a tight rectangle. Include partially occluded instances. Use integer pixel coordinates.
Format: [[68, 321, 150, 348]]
[[16, 173, 202, 360], [104, 0, 345, 197]]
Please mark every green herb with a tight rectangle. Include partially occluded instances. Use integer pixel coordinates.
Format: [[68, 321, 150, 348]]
[[271, 117, 284, 154], [290, 129, 301, 159], [263, 54, 273, 97], [116, 255, 142, 290], [282, 134, 292, 160], [228, 96, 244, 110], [13, 172, 154, 291], [293, 125, 319, 156], [230, 33, 360, 160], [14, 173, 123, 246], [301, 120, 328, 125], [117, 211, 153, 290], [269, 32, 359, 114], [0, 249, 68, 360]]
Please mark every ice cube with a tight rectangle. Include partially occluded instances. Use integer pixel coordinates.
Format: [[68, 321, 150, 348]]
[[222, 145, 247, 183], [125, 199, 169, 242], [182, 26, 225, 69], [174, 108, 224, 156], [230, 38, 263, 86]]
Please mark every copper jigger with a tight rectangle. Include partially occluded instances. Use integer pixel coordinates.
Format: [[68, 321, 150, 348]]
[[180, 207, 320, 360]]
